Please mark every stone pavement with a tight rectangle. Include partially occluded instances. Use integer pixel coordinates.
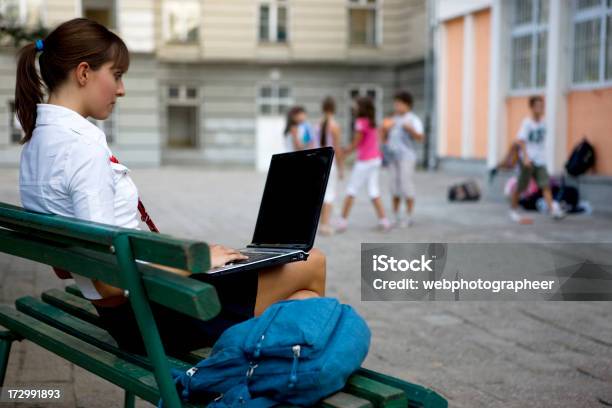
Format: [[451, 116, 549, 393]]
[[1, 167, 611, 407]]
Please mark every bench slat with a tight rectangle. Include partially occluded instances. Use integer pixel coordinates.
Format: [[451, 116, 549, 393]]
[[355, 368, 447, 408], [344, 375, 407, 408], [66, 284, 83, 297], [0, 305, 161, 404], [0, 203, 211, 274], [0, 229, 221, 320], [321, 392, 374, 408], [0, 202, 119, 245], [41, 289, 100, 326], [129, 233, 210, 274], [16, 296, 192, 372]]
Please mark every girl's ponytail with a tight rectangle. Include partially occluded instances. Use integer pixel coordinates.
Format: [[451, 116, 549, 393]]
[[15, 42, 44, 144]]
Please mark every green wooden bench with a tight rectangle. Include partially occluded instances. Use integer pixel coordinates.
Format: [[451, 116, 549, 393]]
[[0, 201, 447, 408]]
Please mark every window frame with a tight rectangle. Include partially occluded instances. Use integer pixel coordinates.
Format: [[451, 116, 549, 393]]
[[166, 84, 200, 105], [570, 0, 612, 89], [509, 0, 549, 93], [161, 0, 201, 45], [256, 83, 293, 116], [258, 0, 289, 44], [347, 0, 382, 47]]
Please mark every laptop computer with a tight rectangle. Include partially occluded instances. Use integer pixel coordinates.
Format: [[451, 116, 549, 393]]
[[205, 146, 334, 276]]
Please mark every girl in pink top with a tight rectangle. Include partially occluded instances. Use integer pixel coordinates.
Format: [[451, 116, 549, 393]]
[[336, 97, 390, 232]]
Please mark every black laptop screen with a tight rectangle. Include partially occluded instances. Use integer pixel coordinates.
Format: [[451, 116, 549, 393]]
[[251, 148, 333, 249]]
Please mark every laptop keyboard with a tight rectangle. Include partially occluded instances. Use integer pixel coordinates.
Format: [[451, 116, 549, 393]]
[[227, 251, 282, 266]]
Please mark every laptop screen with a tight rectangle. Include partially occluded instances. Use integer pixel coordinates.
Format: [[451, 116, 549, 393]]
[[251, 147, 333, 250]]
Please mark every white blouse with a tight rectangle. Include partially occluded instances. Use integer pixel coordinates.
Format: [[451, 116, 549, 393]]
[[20, 104, 140, 299]]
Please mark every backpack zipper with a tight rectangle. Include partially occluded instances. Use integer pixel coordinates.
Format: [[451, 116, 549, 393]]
[[288, 345, 301, 389]]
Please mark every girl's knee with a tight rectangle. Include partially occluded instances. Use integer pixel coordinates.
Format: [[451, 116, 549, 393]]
[[309, 248, 326, 271], [307, 248, 326, 289]]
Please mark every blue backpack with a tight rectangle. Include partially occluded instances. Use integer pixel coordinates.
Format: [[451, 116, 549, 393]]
[[167, 297, 371, 407]]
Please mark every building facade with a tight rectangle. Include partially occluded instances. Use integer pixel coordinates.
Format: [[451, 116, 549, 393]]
[[0, 0, 427, 167], [435, 0, 612, 177]]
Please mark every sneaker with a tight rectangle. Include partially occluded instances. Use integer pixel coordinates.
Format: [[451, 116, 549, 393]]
[[551, 201, 566, 220], [378, 218, 392, 232], [319, 224, 335, 236], [335, 218, 348, 233], [509, 210, 533, 225], [392, 214, 403, 228], [405, 214, 414, 227]]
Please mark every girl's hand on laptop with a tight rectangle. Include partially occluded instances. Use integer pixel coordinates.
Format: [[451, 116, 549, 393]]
[[210, 245, 249, 269]]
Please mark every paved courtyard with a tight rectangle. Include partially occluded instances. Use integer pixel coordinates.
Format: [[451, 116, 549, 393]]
[[1, 167, 611, 407]]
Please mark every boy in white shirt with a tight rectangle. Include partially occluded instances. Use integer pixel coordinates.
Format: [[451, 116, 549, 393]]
[[381, 91, 424, 227], [510, 96, 564, 223]]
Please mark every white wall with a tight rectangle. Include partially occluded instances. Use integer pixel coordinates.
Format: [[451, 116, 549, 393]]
[[255, 116, 286, 172]]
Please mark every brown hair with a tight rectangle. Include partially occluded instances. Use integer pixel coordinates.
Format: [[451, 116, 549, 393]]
[[320, 96, 336, 146], [394, 90, 414, 108], [15, 18, 130, 143], [356, 96, 376, 127], [529, 95, 543, 108], [284, 105, 305, 136]]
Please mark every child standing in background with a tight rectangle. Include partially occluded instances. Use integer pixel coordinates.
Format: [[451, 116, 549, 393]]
[[318, 96, 344, 236], [509, 96, 564, 223], [381, 91, 424, 227], [336, 97, 390, 232], [284, 106, 312, 152]]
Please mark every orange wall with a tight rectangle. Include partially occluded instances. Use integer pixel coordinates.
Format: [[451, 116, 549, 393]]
[[444, 17, 464, 158], [472, 10, 491, 159], [567, 89, 612, 176], [506, 96, 531, 150]]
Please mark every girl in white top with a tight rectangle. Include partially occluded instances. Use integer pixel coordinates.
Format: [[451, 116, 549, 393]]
[[15, 18, 326, 353]]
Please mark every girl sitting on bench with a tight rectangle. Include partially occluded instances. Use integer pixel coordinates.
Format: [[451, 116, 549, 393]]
[[14, 18, 326, 355]]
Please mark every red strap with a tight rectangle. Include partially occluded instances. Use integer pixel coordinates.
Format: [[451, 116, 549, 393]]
[[110, 155, 160, 233]]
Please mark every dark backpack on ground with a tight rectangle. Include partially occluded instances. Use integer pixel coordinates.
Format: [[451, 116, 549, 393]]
[[448, 180, 481, 202], [565, 138, 595, 177], [166, 298, 371, 408], [554, 184, 580, 212]]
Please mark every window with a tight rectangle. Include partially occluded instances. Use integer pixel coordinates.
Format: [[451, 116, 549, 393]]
[[82, 0, 116, 29], [347, 85, 382, 137], [186, 87, 198, 99], [257, 84, 292, 115], [166, 85, 199, 148], [259, 1, 288, 43], [162, 0, 200, 44], [0, 0, 44, 29], [572, 0, 612, 84], [8, 101, 23, 144], [510, 0, 549, 90], [348, 0, 379, 46], [167, 85, 199, 101]]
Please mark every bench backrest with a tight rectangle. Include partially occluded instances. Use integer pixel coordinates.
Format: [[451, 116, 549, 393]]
[[0, 201, 218, 407]]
